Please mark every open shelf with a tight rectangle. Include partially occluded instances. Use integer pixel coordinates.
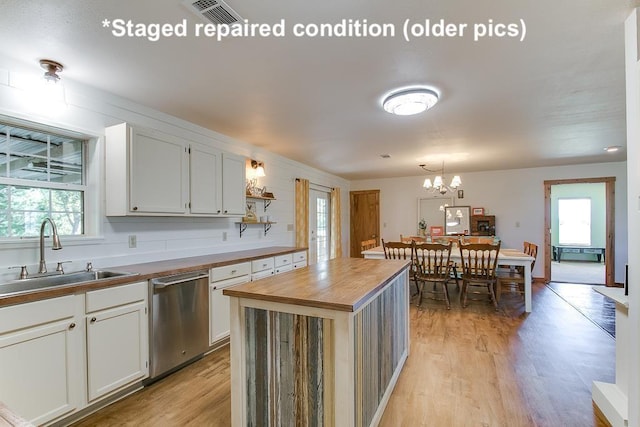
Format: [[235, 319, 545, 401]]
[[246, 195, 276, 211], [236, 221, 276, 237]]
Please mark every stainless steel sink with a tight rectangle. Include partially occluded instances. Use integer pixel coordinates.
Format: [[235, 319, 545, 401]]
[[0, 270, 139, 296]]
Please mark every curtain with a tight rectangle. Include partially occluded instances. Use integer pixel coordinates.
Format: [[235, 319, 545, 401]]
[[295, 178, 309, 248], [330, 187, 342, 259]]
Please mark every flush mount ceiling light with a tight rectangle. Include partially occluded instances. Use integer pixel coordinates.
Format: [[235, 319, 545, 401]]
[[383, 88, 439, 116], [39, 59, 64, 83]]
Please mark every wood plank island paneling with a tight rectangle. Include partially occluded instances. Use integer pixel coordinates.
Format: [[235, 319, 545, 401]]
[[226, 258, 410, 426]]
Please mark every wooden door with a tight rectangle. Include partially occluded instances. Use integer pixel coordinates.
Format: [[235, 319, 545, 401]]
[[350, 190, 380, 257]]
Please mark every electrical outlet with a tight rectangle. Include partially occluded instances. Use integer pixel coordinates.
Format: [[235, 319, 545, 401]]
[[128, 235, 137, 248], [222, 231, 227, 241], [515, 221, 520, 228]]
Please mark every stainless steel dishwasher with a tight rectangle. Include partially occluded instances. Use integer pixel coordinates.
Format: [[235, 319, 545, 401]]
[[149, 270, 209, 380]]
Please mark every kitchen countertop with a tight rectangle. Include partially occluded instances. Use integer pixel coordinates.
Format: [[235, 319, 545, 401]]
[[0, 246, 305, 307], [224, 257, 410, 312]]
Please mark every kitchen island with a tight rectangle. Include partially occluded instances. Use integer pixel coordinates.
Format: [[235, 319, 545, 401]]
[[224, 257, 410, 427]]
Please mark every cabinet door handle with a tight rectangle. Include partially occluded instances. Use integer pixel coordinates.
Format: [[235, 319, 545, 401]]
[[217, 210, 221, 213], [69, 323, 76, 330], [224, 210, 228, 214], [132, 206, 138, 211], [90, 317, 97, 324], [230, 270, 237, 274]]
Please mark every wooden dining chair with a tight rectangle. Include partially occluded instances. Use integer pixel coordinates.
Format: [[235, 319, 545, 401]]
[[360, 238, 377, 253], [412, 241, 453, 309], [382, 239, 416, 290], [458, 241, 501, 310], [382, 239, 413, 261], [496, 241, 537, 302]]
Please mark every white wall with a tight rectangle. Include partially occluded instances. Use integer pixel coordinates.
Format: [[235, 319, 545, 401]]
[[351, 162, 628, 282], [0, 55, 350, 281], [624, 9, 639, 426]]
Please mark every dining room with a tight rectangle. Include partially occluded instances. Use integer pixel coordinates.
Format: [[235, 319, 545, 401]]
[[350, 161, 628, 288]]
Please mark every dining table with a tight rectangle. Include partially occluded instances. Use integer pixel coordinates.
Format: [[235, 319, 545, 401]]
[[362, 245, 535, 312]]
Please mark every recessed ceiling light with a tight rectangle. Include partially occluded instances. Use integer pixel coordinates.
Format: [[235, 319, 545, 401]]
[[382, 88, 439, 116], [604, 146, 621, 153]]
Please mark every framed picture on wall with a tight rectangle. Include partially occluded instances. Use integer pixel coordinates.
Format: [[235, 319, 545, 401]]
[[430, 226, 444, 237], [472, 207, 485, 216], [244, 200, 258, 222]]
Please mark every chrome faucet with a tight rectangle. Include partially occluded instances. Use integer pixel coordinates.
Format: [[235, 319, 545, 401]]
[[38, 218, 62, 274]]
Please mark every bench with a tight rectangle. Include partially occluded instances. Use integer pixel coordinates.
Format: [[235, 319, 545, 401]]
[[552, 246, 605, 263]]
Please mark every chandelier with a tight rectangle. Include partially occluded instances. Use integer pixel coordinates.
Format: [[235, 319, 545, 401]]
[[419, 162, 462, 195]]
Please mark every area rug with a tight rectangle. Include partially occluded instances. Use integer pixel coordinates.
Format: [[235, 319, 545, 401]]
[[546, 282, 615, 338]]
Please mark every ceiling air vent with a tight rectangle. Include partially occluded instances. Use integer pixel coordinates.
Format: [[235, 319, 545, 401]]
[[182, 0, 243, 25]]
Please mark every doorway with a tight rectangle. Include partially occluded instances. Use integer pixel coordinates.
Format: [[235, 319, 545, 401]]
[[544, 177, 615, 286], [309, 188, 330, 264], [349, 190, 380, 257]]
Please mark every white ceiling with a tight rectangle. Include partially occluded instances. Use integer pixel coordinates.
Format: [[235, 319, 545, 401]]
[[0, 1, 635, 180]]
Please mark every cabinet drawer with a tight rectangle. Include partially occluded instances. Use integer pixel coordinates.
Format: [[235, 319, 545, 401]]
[[251, 269, 274, 281], [293, 259, 308, 269], [252, 257, 275, 273], [274, 254, 293, 268], [275, 264, 293, 275], [0, 295, 76, 334], [293, 251, 307, 263], [210, 274, 250, 290], [86, 281, 147, 313], [211, 262, 251, 283]]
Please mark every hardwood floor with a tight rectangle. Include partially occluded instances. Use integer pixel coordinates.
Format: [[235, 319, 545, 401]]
[[72, 283, 614, 427]]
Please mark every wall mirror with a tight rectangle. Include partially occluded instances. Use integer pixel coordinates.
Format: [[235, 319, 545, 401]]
[[417, 197, 454, 234], [444, 206, 471, 235]]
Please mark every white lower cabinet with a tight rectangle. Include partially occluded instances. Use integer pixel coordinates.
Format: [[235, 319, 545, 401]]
[[0, 295, 82, 426], [85, 281, 149, 402], [251, 257, 275, 281], [274, 254, 293, 274], [210, 263, 250, 345], [293, 250, 308, 269], [0, 282, 149, 425]]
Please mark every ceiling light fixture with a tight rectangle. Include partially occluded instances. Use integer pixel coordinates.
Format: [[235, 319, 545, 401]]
[[39, 59, 64, 83], [383, 88, 439, 116], [420, 162, 461, 195], [604, 146, 621, 153]]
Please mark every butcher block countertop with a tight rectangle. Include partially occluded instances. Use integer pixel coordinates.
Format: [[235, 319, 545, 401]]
[[224, 257, 410, 312], [0, 246, 305, 307]]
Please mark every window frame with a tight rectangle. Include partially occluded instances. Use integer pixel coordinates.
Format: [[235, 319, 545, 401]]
[[0, 115, 101, 244], [557, 197, 592, 246]]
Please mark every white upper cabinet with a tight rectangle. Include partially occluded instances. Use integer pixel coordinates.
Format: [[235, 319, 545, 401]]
[[129, 127, 189, 214], [190, 144, 222, 215], [221, 153, 246, 216], [105, 123, 245, 217]]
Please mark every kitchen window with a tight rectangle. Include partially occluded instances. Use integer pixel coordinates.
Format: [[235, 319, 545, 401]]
[[0, 120, 87, 238]]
